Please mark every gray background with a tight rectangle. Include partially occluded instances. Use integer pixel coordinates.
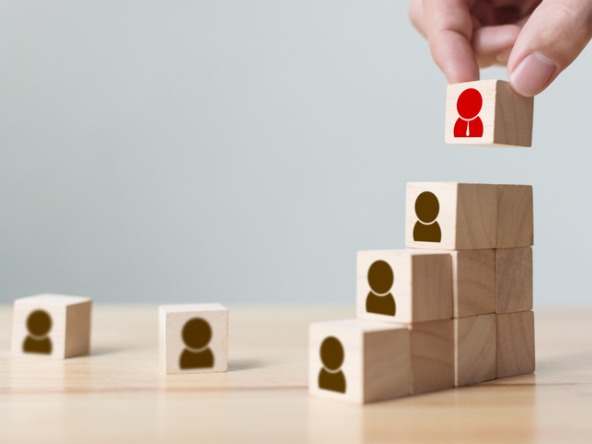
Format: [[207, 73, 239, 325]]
[[0, 2, 589, 306]]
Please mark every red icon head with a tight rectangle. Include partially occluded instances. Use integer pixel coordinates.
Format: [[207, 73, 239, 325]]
[[456, 88, 483, 119]]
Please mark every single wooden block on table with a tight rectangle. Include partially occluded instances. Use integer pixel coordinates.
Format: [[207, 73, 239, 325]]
[[412, 249, 495, 318], [356, 250, 452, 323], [409, 319, 454, 395], [405, 182, 498, 250], [309, 319, 410, 404], [11, 294, 92, 359], [445, 80, 533, 147], [454, 314, 496, 387], [497, 184, 534, 248], [159, 304, 228, 374], [497, 311, 535, 378], [496, 247, 533, 314]]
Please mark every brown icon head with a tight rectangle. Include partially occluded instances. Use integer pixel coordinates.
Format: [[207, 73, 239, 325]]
[[365, 260, 396, 316], [179, 317, 215, 370], [23, 310, 53, 354], [318, 336, 346, 393], [413, 191, 442, 242], [367, 260, 394, 295]]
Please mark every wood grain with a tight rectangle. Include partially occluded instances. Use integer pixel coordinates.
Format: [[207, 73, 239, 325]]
[[0, 305, 591, 444]]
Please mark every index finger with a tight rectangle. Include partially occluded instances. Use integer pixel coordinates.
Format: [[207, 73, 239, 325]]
[[422, 0, 479, 83]]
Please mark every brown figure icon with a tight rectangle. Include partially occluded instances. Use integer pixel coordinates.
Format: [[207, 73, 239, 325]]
[[23, 310, 52, 354], [413, 191, 442, 242], [179, 317, 214, 370], [318, 336, 346, 393], [365, 260, 396, 316]]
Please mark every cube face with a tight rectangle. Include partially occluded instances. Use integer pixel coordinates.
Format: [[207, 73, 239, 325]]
[[496, 247, 533, 314], [11, 294, 92, 359], [410, 319, 454, 395], [454, 314, 496, 387], [412, 249, 495, 318], [497, 311, 535, 378], [497, 185, 534, 248], [445, 80, 533, 147], [406, 182, 497, 250], [159, 304, 228, 374], [309, 319, 410, 404], [357, 250, 452, 324]]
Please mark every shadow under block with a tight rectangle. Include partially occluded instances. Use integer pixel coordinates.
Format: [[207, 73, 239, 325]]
[[410, 319, 454, 395], [406, 182, 498, 250], [445, 79, 534, 147], [308, 319, 410, 404], [496, 247, 533, 314], [454, 314, 496, 387], [159, 304, 228, 375], [497, 184, 534, 248], [357, 250, 452, 323], [496, 311, 535, 378], [11, 294, 92, 359]]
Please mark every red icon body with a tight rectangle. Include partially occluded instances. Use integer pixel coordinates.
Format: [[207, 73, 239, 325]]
[[454, 88, 484, 138]]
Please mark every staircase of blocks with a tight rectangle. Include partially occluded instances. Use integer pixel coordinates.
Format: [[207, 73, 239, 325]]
[[309, 81, 535, 404]]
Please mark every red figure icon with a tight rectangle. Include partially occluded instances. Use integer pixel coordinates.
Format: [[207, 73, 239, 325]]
[[454, 88, 484, 137]]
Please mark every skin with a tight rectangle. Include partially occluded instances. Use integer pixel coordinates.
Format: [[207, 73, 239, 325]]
[[409, 0, 592, 96]]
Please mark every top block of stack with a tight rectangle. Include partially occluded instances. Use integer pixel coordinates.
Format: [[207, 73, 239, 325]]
[[406, 182, 533, 250], [445, 80, 534, 147]]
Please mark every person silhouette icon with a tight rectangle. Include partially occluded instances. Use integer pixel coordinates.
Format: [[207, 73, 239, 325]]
[[318, 336, 346, 393], [365, 260, 396, 316], [454, 88, 484, 137], [413, 191, 442, 242], [23, 310, 52, 354], [179, 317, 214, 370]]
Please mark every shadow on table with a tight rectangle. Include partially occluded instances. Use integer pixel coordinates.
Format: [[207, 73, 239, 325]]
[[228, 359, 266, 372]]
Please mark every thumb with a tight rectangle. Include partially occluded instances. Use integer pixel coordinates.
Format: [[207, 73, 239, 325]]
[[508, 0, 592, 96]]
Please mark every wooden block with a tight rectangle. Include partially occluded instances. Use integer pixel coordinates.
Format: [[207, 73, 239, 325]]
[[357, 250, 452, 323], [455, 314, 496, 387], [11, 294, 92, 359], [497, 311, 535, 378], [159, 304, 228, 374], [496, 247, 533, 314], [497, 185, 534, 248], [405, 182, 498, 250], [309, 319, 410, 404], [445, 80, 533, 147], [412, 249, 495, 318], [410, 319, 454, 394]]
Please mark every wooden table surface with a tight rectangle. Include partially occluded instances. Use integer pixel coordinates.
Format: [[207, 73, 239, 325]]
[[0, 305, 590, 444]]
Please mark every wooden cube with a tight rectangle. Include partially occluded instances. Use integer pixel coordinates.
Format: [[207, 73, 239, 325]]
[[496, 247, 533, 314], [11, 294, 92, 359], [309, 319, 410, 404], [497, 311, 535, 378], [412, 249, 495, 318], [410, 319, 454, 394], [405, 182, 497, 250], [454, 314, 496, 387], [445, 80, 533, 147], [357, 250, 452, 323], [159, 304, 228, 374], [497, 185, 534, 248]]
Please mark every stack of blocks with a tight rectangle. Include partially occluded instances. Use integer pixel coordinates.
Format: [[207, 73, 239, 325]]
[[309, 80, 535, 404]]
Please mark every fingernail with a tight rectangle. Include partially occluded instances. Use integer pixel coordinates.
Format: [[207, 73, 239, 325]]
[[510, 52, 557, 96]]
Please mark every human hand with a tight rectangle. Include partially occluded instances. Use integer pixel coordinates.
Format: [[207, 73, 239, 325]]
[[409, 0, 592, 96]]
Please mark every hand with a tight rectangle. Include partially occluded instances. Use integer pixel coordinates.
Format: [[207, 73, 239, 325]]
[[409, 0, 592, 96]]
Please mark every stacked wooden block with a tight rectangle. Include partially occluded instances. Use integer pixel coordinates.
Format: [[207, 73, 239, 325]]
[[309, 182, 534, 403]]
